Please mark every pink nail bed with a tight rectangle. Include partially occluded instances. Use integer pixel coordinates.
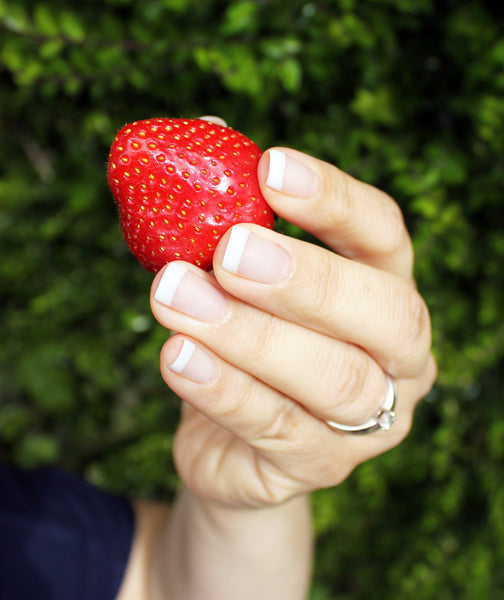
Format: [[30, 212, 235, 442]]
[[221, 226, 291, 284], [266, 149, 318, 198], [154, 263, 226, 321], [168, 339, 217, 384]]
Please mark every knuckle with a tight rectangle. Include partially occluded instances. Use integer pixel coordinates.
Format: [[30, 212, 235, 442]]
[[236, 311, 279, 366], [417, 353, 438, 399], [323, 352, 374, 424], [332, 176, 411, 258], [331, 173, 360, 232], [396, 288, 432, 368], [254, 397, 303, 446], [379, 198, 411, 258], [336, 357, 371, 407], [337, 172, 356, 217], [215, 380, 251, 424], [315, 171, 359, 237], [308, 252, 342, 319]]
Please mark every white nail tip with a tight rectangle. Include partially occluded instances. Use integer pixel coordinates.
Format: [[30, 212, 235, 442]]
[[266, 149, 286, 191], [222, 226, 250, 274], [199, 115, 228, 128], [169, 339, 196, 374], [154, 262, 187, 306]]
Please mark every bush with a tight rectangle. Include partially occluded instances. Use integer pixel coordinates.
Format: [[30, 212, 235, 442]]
[[1, 0, 503, 597]]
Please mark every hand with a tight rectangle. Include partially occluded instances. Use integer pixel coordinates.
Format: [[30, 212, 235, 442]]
[[150, 146, 437, 508]]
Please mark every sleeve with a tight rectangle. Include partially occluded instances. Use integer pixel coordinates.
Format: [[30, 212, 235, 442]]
[[0, 464, 135, 600]]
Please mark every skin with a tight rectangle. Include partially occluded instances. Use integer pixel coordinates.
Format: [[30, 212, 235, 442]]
[[116, 133, 437, 600]]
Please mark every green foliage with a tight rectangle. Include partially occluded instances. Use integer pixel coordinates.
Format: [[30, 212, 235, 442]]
[[1, 0, 503, 597]]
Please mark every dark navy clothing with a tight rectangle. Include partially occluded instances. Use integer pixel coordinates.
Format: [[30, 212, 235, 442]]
[[0, 465, 134, 600]]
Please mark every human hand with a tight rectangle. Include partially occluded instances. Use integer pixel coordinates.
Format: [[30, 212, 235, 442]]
[[150, 144, 437, 508]]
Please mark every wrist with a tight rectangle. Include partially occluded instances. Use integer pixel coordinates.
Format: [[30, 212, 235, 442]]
[[182, 487, 311, 535], [152, 487, 313, 600]]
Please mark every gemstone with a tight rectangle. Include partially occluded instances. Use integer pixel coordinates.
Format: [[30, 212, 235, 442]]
[[377, 410, 396, 430]]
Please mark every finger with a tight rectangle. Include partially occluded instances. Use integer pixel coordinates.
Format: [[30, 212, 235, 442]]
[[257, 148, 414, 280], [161, 334, 311, 445], [152, 263, 412, 427], [163, 334, 345, 504], [161, 335, 432, 499], [343, 352, 437, 458], [213, 225, 431, 377]]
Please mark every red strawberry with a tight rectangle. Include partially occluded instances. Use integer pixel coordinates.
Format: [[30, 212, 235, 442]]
[[106, 118, 274, 272]]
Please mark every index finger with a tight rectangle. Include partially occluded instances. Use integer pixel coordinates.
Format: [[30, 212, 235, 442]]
[[258, 148, 414, 280]]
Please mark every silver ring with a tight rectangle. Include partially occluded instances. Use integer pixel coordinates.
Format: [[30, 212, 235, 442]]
[[325, 375, 397, 435]]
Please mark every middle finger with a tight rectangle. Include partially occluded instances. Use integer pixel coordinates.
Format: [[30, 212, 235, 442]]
[[213, 224, 431, 378]]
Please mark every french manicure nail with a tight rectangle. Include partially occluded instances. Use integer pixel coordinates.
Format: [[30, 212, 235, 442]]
[[168, 339, 217, 384], [199, 115, 228, 128], [266, 149, 318, 198], [221, 225, 291, 284], [154, 263, 227, 321]]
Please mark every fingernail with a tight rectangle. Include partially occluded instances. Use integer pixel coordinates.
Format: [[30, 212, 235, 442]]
[[221, 225, 291, 284], [266, 149, 318, 198], [199, 115, 228, 127], [168, 339, 217, 384], [154, 263, 227, 321]]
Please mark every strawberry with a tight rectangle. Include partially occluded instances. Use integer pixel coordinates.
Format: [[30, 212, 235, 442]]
[[106, 118, 274, 273]]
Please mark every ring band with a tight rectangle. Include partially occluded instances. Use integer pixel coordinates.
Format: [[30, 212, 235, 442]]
[[325, 375, 397, 435]]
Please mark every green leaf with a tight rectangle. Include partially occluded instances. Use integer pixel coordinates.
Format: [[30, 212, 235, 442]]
[[278, 58, 302, 92], [1, 38, 25, 72], [17, 347, 76, 415], [194, 44, 263, 95], [261, 37, 301, 60], [222, 1, 258, 35], [16, 60, 43, 86], [15, 435, 61, 468], [34, 4, 60, 37], [1, 4, 29, 33], [351, 86, 398, 125], [162, 0, 192, 12], [59, 10, 86, 42], [0, 405, 31, 442], [39, 39, 65, 59]]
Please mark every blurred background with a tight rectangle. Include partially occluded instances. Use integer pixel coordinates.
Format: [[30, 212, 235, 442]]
[[1, 0, 503, 597]]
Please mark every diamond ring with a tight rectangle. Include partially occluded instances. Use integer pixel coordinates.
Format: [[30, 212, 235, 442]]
[[325, 375, 397, 435]]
